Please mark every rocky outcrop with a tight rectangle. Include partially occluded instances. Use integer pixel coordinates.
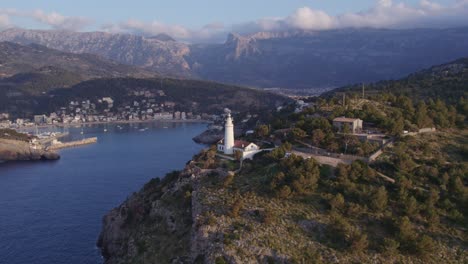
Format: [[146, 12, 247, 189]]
[[97, 164, 201, 264], [0, 139, 60, 161], [192, 129, 223, 144]]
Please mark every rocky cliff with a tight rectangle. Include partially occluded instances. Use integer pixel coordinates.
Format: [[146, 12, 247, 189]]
[[0, 139, 59, 161]]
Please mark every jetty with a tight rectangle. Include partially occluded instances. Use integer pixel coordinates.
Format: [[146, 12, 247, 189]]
[[47, 137, 98, 150], [37, 132, 70, 145]]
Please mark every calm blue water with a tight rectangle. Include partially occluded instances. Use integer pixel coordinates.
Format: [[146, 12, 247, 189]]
[[0, 122, 206, 264]]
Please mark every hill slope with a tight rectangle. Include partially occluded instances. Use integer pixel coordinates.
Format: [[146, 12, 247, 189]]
[[331, 57, 468, 103], [0, 42, 154, 95], [1, 77, 290, 117], [0, 29, 192, 77]]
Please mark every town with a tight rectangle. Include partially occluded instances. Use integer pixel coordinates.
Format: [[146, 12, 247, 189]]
[[0, 91, 214, 129]]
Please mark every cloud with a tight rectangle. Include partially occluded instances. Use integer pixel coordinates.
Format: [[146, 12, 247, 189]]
[[2, 1, 468, 42], [0, 9, 91, 31], [31, 10, 91, 31], [0, 14, 10, 29], [102, 19, 227, 43], [232, 0, 468, 34], [286, 7, 337, 30]]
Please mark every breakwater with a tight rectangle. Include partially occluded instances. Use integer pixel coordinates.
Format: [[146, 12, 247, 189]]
[[47, 137, 98, 150]]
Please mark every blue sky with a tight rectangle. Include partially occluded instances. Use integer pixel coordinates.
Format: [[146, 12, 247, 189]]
[[0, 0, 467, 42], [0, 0, 448, 28]]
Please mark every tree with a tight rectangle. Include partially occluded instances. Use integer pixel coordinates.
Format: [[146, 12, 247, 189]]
[[267, 147, 285, 161], [414, 101, 432, 128], [397, 216, 417, 242], [371, 186, 388, 212], [282, 141, 293, 151], [349, 230, 369, 253], [405, 196, 419, 217], [278, 185, 292, 199], [329, 193, 345, 212], [382, 238, 400, 256], [288, 128, 307, 141], [255, 124, 270, 138], [312, 129, 325, 146]]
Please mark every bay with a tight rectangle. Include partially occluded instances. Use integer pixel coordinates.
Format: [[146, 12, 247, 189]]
[[0, 122, 207, 264]]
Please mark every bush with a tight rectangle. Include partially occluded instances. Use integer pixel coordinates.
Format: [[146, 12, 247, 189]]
[[230, 199, 244, 218], [414, 235, 436, 258], [223, 174, 235, 188], [329, 193, 345, 212], [278, 185, 292, 199], [381, 238, 400, 256], [262, 209, 274, 225], [215, 256, 228, 264]]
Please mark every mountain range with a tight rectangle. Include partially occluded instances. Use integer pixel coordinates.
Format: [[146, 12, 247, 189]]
[[2, 27, 468, 90], [0, 41, 154, 95]]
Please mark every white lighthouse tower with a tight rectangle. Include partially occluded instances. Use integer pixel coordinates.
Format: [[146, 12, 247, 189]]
[[223, 112, 235, 154]]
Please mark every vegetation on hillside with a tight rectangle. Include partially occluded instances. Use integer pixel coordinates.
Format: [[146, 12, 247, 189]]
[[193, 131, 466, 262], [331, 57, 468, 104], [43, 78, 288, 115], [0, 129, 31, 141]]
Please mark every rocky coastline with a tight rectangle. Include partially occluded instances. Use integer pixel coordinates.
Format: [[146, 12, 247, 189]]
[[0, 139, 60, 162], [98, 146, 249, 264]]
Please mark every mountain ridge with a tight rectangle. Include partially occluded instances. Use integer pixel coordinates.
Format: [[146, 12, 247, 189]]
[[2, 27, 468, 90], [0, 41, 155, 94]]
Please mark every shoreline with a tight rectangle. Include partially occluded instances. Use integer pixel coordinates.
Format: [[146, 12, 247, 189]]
[[16, 119, 213, 130]]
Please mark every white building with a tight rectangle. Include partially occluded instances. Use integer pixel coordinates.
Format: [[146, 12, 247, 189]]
[[217, 112, 262, 160], [333, 117, 363, 133]]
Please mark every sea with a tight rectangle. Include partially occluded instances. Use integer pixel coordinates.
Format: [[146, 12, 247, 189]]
[[0, 122, 207, 264]]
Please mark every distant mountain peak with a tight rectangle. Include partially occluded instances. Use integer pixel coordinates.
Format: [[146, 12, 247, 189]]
[[146, 33, 175, 42]]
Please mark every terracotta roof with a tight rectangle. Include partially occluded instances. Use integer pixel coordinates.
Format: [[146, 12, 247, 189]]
[[333, 117, 361, 123], [234, 140, 251, 148]]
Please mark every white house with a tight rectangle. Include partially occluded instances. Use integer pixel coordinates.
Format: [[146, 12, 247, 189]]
[[217, 112, 262, 160], [333, 117, 363, 133]]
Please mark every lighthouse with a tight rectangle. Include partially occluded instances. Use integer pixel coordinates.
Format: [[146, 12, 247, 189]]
[[223, 112, 235, 154]]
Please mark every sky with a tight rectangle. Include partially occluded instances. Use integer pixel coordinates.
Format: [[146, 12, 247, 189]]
[[0, 0, 467, 43]]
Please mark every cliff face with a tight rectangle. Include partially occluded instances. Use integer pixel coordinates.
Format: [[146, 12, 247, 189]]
[[0, 139, 59, 161], [97, 166, 199, 264], [97, 158, 243, 263]]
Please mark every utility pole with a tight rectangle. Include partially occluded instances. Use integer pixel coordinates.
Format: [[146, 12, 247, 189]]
[[362, 83, 365, 99]]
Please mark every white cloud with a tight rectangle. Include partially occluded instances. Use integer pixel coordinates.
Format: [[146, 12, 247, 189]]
[[235, 0, 468, 33], [0, 8, 91, 31], [286, 7, 337, 30], [31, 10, 90, 31], [102, 19, 227, 43], [1, 1, 468, 42], [0, 14, 10, 29]]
